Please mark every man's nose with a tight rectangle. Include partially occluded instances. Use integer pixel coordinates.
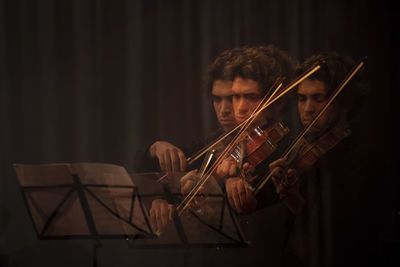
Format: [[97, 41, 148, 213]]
[[220, 99, 232, 114], [304, 99, 315, 114], [236, 97, 248, 114]]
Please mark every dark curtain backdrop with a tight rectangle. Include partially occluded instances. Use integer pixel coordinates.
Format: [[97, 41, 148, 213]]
[[1, 0, 398, 266]]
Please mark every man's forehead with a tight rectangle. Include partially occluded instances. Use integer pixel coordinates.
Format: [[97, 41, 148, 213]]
[[232, 77, 262, 94], [212, 80, 233, 96], [297, 79, 327, 95]]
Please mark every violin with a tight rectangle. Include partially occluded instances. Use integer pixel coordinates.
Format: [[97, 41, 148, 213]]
[[247, 122, 289, 167], [287, 124, 351, 175], [229, 121, 290, 180]]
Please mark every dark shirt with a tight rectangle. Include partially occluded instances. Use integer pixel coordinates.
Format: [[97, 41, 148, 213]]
[[283, 133, 381, 267]]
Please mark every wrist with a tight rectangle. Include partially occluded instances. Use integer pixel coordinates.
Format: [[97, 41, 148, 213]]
[[149, 141, 159, 158]]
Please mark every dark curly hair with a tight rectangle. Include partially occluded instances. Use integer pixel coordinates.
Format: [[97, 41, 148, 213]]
[[295, 52, 367, 120], [203, 47, 246, 95], [224, 45, 296, 95]]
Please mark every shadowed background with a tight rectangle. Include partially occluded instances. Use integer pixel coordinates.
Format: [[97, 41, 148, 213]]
[[1, 0, 398, 266]]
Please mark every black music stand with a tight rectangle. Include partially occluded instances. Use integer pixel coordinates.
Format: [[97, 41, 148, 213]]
[[128, 172, 248, 249], [13, 162, 156, 266]]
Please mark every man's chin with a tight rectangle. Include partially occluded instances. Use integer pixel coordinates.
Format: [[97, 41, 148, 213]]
[[302, 119, 313, 126], [235, 117, 247, 124], [219, 120, 236, 129], [221, 124, 236, 131]]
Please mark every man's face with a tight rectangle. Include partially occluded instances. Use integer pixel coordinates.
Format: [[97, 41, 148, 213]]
[[212, 80, 236, 131], [232, 77, 268, 125], [297, 79, 337, 134]]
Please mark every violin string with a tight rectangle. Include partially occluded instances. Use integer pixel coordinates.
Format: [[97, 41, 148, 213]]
[[253, 59, 365, 195]]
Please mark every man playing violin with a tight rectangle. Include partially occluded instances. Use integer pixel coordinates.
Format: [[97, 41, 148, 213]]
[[269, 52, 379, 267], [215, 45, 296, 213]]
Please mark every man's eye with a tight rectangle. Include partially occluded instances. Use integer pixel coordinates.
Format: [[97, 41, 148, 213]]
[[245, 94, 261, 101], [225, 95, 233, 102], [314, 94, 327, 102], [298, 95, 306, 102], [212, 96, 221, 103]]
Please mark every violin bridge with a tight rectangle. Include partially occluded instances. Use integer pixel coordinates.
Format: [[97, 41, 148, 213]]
[[265, 138, 276, 150]]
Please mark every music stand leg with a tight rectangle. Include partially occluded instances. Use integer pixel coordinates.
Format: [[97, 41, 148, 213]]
[[93, 240, 101, 267]]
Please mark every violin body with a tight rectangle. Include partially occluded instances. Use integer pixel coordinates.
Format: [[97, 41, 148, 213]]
[[292, 125, 351, 174], [245, 122, 290, 166], [229, 121, 290, 182]]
